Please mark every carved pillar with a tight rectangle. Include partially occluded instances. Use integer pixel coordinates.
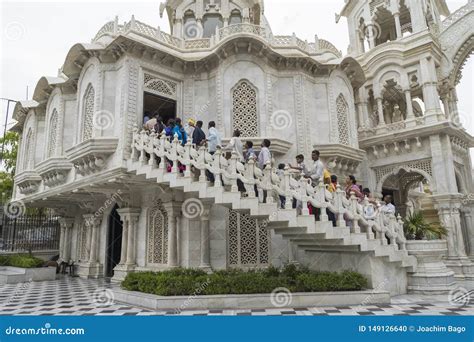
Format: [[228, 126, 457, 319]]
[[404, 89, 415, 120], [199, 205, 211, 269], [420, 57, 442, 120], [394, 12, 402, 39], [433, 195, 474, 279], [84, 215, 101, 264], [164, 202, 182, 268], [117, 208, 141, 267], [58, 218, 74, 262], [376, 97, 385, 126]]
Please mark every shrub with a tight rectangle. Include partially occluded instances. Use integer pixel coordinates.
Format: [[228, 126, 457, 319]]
[[121, 267, 368, 296], [0, 254, 44, 268]]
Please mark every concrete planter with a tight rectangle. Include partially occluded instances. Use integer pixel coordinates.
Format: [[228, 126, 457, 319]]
[[113, 288, 390, 311], [406, 240, 456, 294], [0, 266, 56, 284]]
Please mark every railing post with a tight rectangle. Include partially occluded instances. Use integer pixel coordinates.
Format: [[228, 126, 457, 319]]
[[170, 134, 179, 174], [245, 158, 256, 198], [334, 185, 346, 228], [148, 129, 158, 168], [198, 146, 207, 183], [158, 133, 166, 171], [350, 192, 360, 233], [229, 152, 238, 193], [182, 137, 192, 179], [318, 182, 328, 222], [284, 166, 292, 210], [212, 148, 223, 188]]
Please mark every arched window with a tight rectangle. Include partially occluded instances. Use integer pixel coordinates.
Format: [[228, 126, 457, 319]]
[[228, 211, 269, 268], [229, 10, 242, 25], [47, 109, 59, 158], [147, 200, 168, 265], [82, 84, 95, 142], [23, 128, 34, 171], [202, 14, 223, 38], [232, 80, 258, 137], [336, 94, 350, 146]]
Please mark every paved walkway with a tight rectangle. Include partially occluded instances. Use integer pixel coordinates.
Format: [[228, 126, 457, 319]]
[[0, 277, 472, 316]]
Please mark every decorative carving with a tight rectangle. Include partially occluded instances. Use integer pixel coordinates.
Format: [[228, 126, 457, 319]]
[[228, 210, 269, 267], [374, 159, 433, 184], [147, 200, 168, 265], [232, 80, 258, 137], [144, 73, 177, 99], [82, 85, 95, 142], [47, 109, 59, 158], [336, 94, 350, 146]]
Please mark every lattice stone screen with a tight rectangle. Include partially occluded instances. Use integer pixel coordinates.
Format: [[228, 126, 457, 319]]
[[82, 85, 95, 142], [47, 110, 58, 158], [147, 201, 168, 265], [232, 81, 258, 137], [144, 73, 177, 99], [336, 94, 350, 146], [228, 210, 269, 267], [23, 128, 34, 171]]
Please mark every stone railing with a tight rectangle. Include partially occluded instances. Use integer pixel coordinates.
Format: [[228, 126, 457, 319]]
[[441, 1, 474, 32], [130, 128, 407, 250], [92, 17, 342, 58]]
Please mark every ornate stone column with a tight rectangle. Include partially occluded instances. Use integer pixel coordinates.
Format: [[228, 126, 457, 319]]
[[164, 202, 182, 268], [77, 214, 103, 279], [58, 218, 74, 262], [394, 12, 402, 39], [113, 208, 141, 281], [199, 204, 211, 270], [420, 57, 443, 121], [376, 97, 385, 126], [433, 194, 474, 279]]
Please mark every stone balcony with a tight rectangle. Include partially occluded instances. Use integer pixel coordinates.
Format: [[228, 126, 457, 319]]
[[66, 138, 119, 177], [14, 171, 42, 195], [36, 157, 73, 189], [91, 17, 342, 58]]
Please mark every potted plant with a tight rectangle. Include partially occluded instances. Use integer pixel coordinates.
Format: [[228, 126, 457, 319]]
[[403, 211, 455, 294]]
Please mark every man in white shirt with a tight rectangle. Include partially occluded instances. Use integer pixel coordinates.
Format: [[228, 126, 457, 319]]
[[380, 195, 396, 215], [226, 130, 244, 162], [207, 121, 221, 154], [304, 150, 324, 186], [257, 139, 272, 170]]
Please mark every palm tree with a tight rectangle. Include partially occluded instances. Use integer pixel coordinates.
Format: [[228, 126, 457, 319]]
[[403, 212, 448, 240]]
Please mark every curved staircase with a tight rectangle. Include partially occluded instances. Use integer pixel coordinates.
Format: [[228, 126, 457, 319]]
[[127, 128, 417, 274]]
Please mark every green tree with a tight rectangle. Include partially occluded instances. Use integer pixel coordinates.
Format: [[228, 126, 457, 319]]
[[0, 131, 19, 200]]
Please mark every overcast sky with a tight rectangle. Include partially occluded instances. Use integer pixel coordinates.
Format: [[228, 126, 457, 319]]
[[0, 0, 472, 139]]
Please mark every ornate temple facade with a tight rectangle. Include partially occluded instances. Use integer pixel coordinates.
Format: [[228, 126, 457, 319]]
[[10, 0, 474, 294]]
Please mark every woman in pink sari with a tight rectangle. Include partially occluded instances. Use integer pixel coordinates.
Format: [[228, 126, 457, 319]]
[[345, 175, 364, 202]]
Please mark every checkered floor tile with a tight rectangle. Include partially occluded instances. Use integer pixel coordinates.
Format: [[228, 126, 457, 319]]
[[0, 277, 472, 316]]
